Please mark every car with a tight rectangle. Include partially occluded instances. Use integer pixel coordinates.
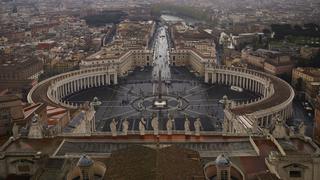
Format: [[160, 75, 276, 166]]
[[231, 86, 243, 92], [305, 106, 313, 111], [302, 102, 309, 107]]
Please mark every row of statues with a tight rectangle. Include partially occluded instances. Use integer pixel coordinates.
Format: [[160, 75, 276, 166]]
[[110, 118, 129, 136], [110, 116, 202, 136]]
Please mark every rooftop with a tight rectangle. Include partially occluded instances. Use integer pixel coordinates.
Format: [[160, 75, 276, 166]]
[[231, 72, 293, 115], [1, 135, 318, 179], [295, 67, 320, 78], [105, 145, 204, 180]]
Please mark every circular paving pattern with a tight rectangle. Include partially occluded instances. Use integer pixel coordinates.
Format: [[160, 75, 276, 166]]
[[131, 95, 189, 112], [65, 67, 261, 132]]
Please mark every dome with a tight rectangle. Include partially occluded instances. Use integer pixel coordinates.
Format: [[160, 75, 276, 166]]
[[215, 154, 230, 167], [77, 154, 94, 167]]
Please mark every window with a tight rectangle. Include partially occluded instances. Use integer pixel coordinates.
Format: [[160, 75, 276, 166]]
[[82, 170, 89, 180], [18, 165, 30, 172], [221, 170, 228, 180], [0, 109, 10, 120], [290, 170, 302, 178]]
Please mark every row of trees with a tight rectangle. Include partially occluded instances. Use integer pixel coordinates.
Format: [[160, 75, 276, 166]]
[[296, 52, 320, 67], [151, 3, 211, 22], [83, 11, 127, 27], [271, 23, 320, 40]]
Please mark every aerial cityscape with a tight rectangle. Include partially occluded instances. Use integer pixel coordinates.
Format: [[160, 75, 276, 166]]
[[1, 0, 320, 179]]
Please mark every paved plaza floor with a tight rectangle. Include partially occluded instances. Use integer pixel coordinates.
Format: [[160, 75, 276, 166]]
[[66, 67, 260, 132]]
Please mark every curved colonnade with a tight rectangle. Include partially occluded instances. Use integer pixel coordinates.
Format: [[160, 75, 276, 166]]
[[28, 65, 294, 134], [205, 66, 294, 133], [28, 67, 118, 109]]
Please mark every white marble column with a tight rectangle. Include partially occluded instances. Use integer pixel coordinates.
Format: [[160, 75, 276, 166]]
[[80, 79, 83, 90], [98, 75, 101, 86], [62, 84, 66, 97], [212, 73, 216, 83], [70, 82, 73, 94], [69, 82, 71, 94], [102, 75, 105, 85], [205, 72, 208, 83], [252, 81, 255, 93], [72, 81, 75, 93], [76, 80, 79, 92], [217, 73, 220, 83], [69, 81, 73, 93], [64, 84, 67, 97], [235, 76, 238, 86], [241, 77, 244, 87], [86, 77, 89, 88], [114, 74, 118, 84], [58, 87, 61, 98], [68, 82, 71, 95], [94, 75, 97, 87], [222, 74, 225, 84]]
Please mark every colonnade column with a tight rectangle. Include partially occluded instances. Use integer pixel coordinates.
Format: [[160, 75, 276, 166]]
[[94, 76, 97, 87], [235, 76, 238, 86], [102, 75, 105, 86], [114, 73, 118, 84], [205, 72, 208, 83], [63, 84, 67, 97], [212, 73, 216, 84], [80, 78, 83, 90]]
